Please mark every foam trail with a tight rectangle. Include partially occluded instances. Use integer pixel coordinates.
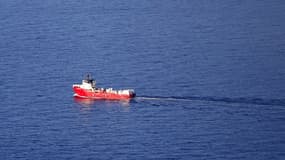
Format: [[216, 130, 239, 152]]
[[135, 96, 285, 106], [136, 96, 192, 102]]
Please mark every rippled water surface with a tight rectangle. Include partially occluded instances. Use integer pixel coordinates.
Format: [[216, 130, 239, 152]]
[[0, 0, 285, 159]]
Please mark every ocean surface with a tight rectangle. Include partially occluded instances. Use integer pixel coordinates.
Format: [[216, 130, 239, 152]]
[[1, 0, 285, 159]]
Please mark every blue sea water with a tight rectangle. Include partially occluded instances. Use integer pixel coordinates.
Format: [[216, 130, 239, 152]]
[[0, 0, 285, 159]]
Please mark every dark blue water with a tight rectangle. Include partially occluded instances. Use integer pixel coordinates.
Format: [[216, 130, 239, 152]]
[[1, 0, 285, 159]]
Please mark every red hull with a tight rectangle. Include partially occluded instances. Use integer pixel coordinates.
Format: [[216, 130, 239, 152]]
[[73, 86, 135, 100]]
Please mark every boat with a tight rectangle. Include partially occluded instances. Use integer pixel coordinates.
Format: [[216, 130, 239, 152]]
[[73, 74, 136, 100]]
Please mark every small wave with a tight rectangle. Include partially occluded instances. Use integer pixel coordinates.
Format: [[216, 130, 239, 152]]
[[136, 96, 285, 106]]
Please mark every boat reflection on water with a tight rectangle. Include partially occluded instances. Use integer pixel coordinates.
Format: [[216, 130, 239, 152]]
[[73, 96, 131, 108], [73, 97, 95, 107]]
